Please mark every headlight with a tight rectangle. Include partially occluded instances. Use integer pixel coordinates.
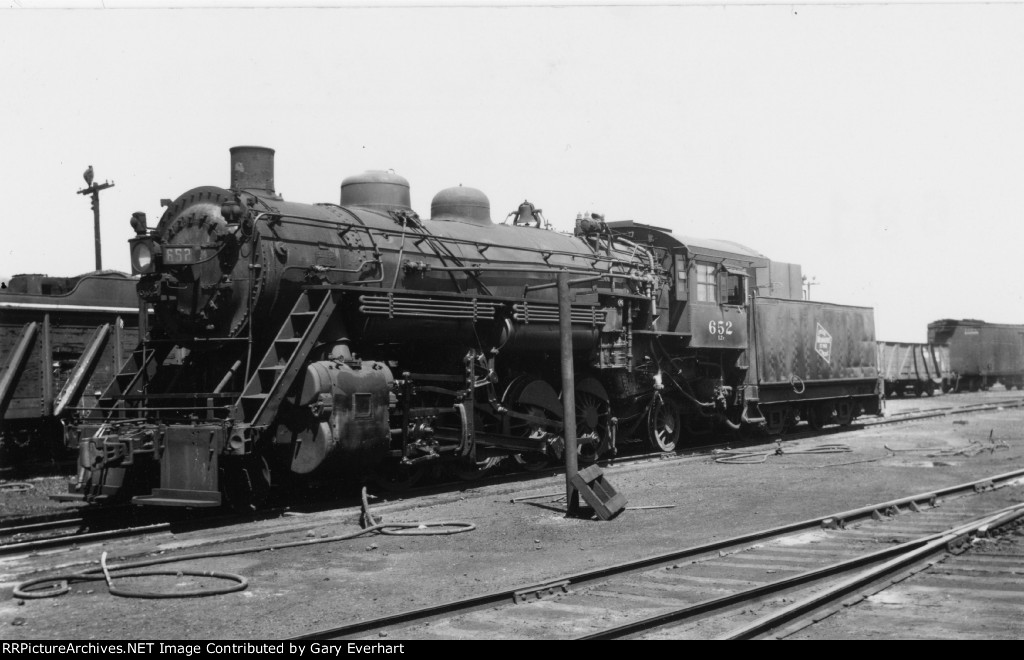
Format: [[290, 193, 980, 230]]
[[130, 239, 159, 274]]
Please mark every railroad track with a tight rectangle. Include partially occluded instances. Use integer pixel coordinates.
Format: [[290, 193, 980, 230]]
[[0, 508, 103, 534], [0, 519, 175, 557], [0, 506, 292, 557], [2, 395, 1020, 554], [0, 504, 146, 553], [776, 514, 1024, 640], [290, 468, 1024, 640], [868, 397, 1024, 426]]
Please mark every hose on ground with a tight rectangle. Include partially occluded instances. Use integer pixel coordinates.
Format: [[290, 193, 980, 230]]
[[14, 488, 474, 600], [0, 482, 34, 493], [884, 439, 1010, 457]]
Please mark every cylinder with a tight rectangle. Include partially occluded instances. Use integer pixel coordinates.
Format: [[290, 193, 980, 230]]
[[229, 146, 275, 194], [287, 360, 394, 476]]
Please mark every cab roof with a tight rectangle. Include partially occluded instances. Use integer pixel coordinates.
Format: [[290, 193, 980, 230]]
[[606, 220, 769, 266]]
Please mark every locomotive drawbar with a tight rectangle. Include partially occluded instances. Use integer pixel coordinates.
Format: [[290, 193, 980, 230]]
[[60, 147, 882, 507]]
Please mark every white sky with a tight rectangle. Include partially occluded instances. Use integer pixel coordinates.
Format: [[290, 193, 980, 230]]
[[2, 1, 1022, 342]]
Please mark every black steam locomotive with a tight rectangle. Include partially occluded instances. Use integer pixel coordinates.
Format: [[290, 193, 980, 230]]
[[59, 147, 881, 508]]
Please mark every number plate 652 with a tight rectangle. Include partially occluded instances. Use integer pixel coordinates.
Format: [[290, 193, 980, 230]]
[[164, 246, 199, 264], [708, 320, 733, 340]]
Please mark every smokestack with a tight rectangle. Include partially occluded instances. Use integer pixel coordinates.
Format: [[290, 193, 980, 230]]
[[229, 146, 276, 196]]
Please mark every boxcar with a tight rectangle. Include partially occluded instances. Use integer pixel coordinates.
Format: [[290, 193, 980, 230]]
[[927, 319, 1024, 392]]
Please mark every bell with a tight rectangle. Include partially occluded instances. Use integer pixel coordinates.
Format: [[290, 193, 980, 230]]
[[513, 200, 541, 226]]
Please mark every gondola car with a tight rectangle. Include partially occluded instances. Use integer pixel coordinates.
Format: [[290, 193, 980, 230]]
[[0, 271, 142, 462], [875, 340, 950, 397]]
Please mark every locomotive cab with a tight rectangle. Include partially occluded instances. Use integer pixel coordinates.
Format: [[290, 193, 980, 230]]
[[604, 221, 764, 445], [676, 254, 752, 350]]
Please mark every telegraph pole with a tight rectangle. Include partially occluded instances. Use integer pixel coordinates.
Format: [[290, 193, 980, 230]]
[[77, 168, 115, 271], [802, 275, 819, 301]]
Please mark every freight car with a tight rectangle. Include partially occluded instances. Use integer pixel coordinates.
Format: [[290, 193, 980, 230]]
[[927, 319, 1024, 392], [58, 147, 882, 508], [875, 341, 950, 397], [0, 271, 142, 462]]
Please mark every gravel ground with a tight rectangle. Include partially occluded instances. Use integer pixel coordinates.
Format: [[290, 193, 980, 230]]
[[2, 390, 1022, 640], [0, 475, 82, 519]]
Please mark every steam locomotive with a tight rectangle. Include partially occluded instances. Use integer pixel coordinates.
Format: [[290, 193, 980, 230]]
[[58, 147, 881, 508]]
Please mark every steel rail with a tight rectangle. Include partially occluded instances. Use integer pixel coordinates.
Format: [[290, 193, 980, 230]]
[[289, 467, 1024, 640], [862, 397, 1024, 428], [720, 504, 1024, 640], [887, 396, 1023, 414], [0, 522, 173, 556], [0, 516, 87, 536], [0, 504, 299, 556], [581, 501, 1024, 640], [0, 509, 96, 532]]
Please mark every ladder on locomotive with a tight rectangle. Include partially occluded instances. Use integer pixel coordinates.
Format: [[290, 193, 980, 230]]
[[87, 342, 173, 422], [232, 288, 338, 430], [86, 288, 336, 426]]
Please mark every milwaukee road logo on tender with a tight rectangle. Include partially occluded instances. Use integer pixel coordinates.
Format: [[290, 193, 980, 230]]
[[815, 323, 832, 364]]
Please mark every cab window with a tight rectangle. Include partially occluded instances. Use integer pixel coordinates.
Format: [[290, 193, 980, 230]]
[[723, 271, 745, 305], [696, 263, 717, 302], [674, 255, 688, 301]]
